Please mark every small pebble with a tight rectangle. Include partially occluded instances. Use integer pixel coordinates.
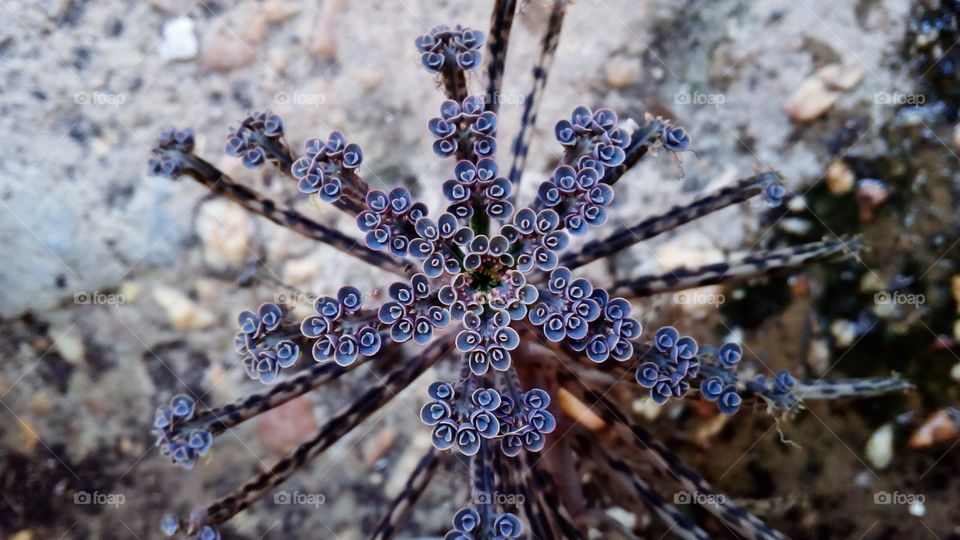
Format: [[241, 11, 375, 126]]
[[857, 179, 890, 222], [119, 281, 141, 302], [256, 396, 319, 456], [361, 428, 397, 468], [605, 56, 641, 88], [151, 287, 216, 330], [53, 327, 85, 365], [200, 21, 256, 72], [779, 217, 812, 236], [785, 76, 839, 122], [817, 62, 864, 91], [606, 507, 637, 530], [262, 0, 300, 22], [158, 17, 198, 62], [909, 409, 959, 449], [951, 275, 960, 308], [825, 161, 855, 194], [196, 199, 252, 271], [865, 423, 894, 469], [830, 319, 857, 348]]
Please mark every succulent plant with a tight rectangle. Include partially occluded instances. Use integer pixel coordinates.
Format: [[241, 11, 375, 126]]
[[148, 2, 910, 538]]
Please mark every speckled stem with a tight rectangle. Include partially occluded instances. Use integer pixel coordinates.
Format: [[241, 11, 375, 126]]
[[507, 0, 567, 201], [582, 435, 711, 540], [199, 334, 455, 528], [559, 172, 781, 270], [610, 236, 860, 298], [484, 0, 518, 115], [368, 447, 442, 540], [557, 370, 788, 540], [163, 149, 414, 276]]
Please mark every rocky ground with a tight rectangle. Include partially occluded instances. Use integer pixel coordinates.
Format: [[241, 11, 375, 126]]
[[1, 0, 959, 538]]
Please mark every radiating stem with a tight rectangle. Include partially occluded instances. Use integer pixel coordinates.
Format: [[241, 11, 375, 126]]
[[507, 0, 567, 202], [557, 372, 788, 540], [559, 172, 780, 270], [520, 450, 585, 539], [442, 63, 470, 103], [184, 353, 381, 436], [484, 0, 519, 115], [159, 149, 414, 276], [611, 236, 860, 298], [194, 334, 455, 529], [583, 435, 711, 540], [367, 448, 442, 540]]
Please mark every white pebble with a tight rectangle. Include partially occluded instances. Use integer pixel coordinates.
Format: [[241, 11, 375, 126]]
[[158, 17, 198, 62], [865, 423, 894, 470]]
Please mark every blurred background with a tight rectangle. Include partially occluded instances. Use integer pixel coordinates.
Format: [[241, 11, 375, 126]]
[[1, 0, 959, 538]]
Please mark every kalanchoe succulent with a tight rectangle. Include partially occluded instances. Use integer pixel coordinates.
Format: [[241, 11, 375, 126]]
[[416, 25, 485, 73], [224, 110, 291, 170], [291, 130, 365, 203], [152, 395, 213, 470], [149, 5, 911, 539], [235, 302, 302, 383], [429, 95, 498, 159]]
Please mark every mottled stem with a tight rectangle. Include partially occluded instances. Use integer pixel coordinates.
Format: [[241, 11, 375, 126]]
[[158, 149, 414, 276], [197, 334, 455, 528], [584, 435, 710, 540], [368, 448, 442, 540], [791, 378, 913, 403], [442, 63, 469, 103], [484, 0, 519, 115], [611, 236, 860, 298], [185, 354, 378, 436], [507, 0, 567, 201], [521, 450, 585, 539], [558, 374, 788, 540], [560, 172, 780, 269]]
